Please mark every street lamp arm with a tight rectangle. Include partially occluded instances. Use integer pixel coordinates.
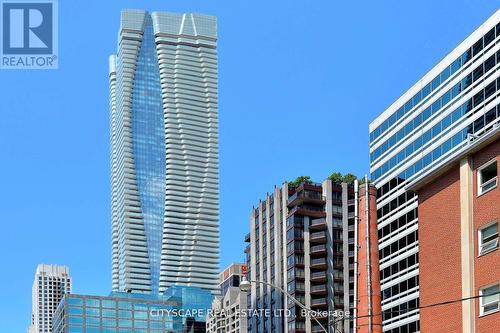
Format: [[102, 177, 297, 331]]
[[246, 279, 328, 333]]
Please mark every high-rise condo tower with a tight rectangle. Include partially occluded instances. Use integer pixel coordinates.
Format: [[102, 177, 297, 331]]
[[110, 9, 219, 294]]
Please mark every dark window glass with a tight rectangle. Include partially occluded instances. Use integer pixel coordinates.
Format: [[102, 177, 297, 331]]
[[485, 81, 496, 100], [485, 107, 496, 125], [398, 194, 406, 206], [473, 64, 484, 81], [400, 259, 407, 270], [399, 237, 407, 248], [485, 28, 496, 46], [473, 90, 484, 107], [485, 54, 496, 73], [472, 39, 484, 56], [408, 255, 416, 267], [390, 178, 398, 190], [391, 220, 398, 232], [474, 116, 485, 133], [408, 232, 416, 244], [392, 284, 399, 295]]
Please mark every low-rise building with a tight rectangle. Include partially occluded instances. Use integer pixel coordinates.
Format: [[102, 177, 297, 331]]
[[52, 286, 213, 333], [207, 263, 248, 333]]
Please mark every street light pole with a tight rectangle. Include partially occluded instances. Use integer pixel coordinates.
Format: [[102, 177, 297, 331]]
[[240, 277, 329, 333]]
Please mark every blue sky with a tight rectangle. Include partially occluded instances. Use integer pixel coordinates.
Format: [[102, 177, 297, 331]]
[[0, 0, 499, 331]]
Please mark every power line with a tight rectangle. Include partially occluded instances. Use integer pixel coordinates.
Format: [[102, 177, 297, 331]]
[[334, 291, 500, 322]]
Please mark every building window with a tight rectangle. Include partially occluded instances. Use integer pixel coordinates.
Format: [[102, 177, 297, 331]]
[[479, 284, 499, 316], [478, 160, 497, 195], [479, 222, 499, 256]]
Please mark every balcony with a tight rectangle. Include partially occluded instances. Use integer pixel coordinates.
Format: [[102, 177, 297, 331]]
[[310, 244, 327, 255], [287, 189, 326, 207], [310, 271, 327, 282], [288, 205, 326, 218], [310, 218, 326, 230], [310, 258, 327, 269], [295, 284, 306, 293], [312, 322, 329, 333], [311, 297, 327, 308], [310, 284, 327, 295], [310, 231, 327, 243]]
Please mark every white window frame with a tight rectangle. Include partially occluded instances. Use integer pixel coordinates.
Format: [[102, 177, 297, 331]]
[[477, 159, 498, 196], [479, 283, 500, 316], [478, 221, 499, 256]]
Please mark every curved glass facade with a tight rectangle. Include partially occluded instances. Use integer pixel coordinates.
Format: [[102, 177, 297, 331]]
[[131, 18, 165, 295]]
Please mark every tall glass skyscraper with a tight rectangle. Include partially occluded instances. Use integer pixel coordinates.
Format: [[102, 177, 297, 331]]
[[369, 10, 500, 333], [110, 9, 219, 295]]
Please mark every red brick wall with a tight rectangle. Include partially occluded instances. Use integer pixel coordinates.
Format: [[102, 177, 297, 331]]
[[472, 139, 500, 333], [357, 185, 382, 333], [418, 166, 462, 333], [418, 138, 500, 333]]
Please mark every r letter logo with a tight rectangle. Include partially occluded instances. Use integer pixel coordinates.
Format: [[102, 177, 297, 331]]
[[1, 0, 58, 69]]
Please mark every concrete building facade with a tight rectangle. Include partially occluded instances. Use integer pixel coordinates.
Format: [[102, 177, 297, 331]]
[[28, 264, 72, 333], [244, 178, 381, 333], [207, 263, 248, 333], [207, 288, 248, 333]]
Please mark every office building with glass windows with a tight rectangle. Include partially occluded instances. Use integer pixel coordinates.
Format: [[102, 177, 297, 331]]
[[369, 9, 500, 333], [109, 9, 219, 295], [52, 286, 213, 333]]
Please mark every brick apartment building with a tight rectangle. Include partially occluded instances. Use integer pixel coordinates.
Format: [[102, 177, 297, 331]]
[[410, 134, 499, 333]]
